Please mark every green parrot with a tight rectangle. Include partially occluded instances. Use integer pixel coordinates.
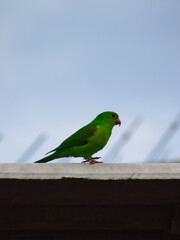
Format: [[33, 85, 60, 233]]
[[35, 111, 121, 164]]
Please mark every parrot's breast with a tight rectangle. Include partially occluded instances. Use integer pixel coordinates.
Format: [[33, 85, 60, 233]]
[[84, 125, 112, 156]]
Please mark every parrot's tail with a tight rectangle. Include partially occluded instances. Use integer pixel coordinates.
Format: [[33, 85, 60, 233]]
[[35, 153, 57, 163]]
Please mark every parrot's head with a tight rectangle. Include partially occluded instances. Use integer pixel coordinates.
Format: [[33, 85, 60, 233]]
[[94, 111, 121, 128]]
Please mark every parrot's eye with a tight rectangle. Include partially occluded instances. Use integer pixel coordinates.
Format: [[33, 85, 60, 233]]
[[112, 114, 116, 118]]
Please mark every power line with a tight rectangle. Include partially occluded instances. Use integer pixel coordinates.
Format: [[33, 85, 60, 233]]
[[104, 116, 142, 163], [0, 133, 3, 142], [144, 112, 180, 162], [16, 133, 48, 163]]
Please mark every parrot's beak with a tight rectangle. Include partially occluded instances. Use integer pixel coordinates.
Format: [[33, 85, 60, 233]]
[[115, 118, 121, 126]]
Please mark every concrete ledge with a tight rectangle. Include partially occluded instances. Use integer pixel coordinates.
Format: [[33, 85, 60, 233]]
[[0, 163, 180, 239], [0, 163, 180, 180]]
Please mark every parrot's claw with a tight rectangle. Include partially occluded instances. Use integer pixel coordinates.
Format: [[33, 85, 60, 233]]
[[90, 157, 103, 164], [81, 157, 103, 164], [81, 159, 89, 163], [89, 159, 103, 164]]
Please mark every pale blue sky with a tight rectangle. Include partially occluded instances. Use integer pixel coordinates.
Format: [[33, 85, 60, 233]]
[[1, 0, 180, 163]]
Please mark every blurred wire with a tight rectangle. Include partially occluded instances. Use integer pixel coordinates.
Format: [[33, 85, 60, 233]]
[[104, 116, 142, 163], [144, 112, 180, 162], [0, 133, 3, 142], [16, 133, 48, 163]]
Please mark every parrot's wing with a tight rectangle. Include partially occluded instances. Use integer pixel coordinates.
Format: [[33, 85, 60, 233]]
[[46, 125, 97, 155]]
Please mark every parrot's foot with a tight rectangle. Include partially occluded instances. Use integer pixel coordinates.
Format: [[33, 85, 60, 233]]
[[81, 157, 103, 164], [92, 157, 101, 160], [90, 158, 103, 164], [81, 159, 89, 163]]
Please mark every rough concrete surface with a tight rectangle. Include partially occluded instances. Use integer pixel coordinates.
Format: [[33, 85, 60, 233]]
[[0, 163, 180, 180]]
